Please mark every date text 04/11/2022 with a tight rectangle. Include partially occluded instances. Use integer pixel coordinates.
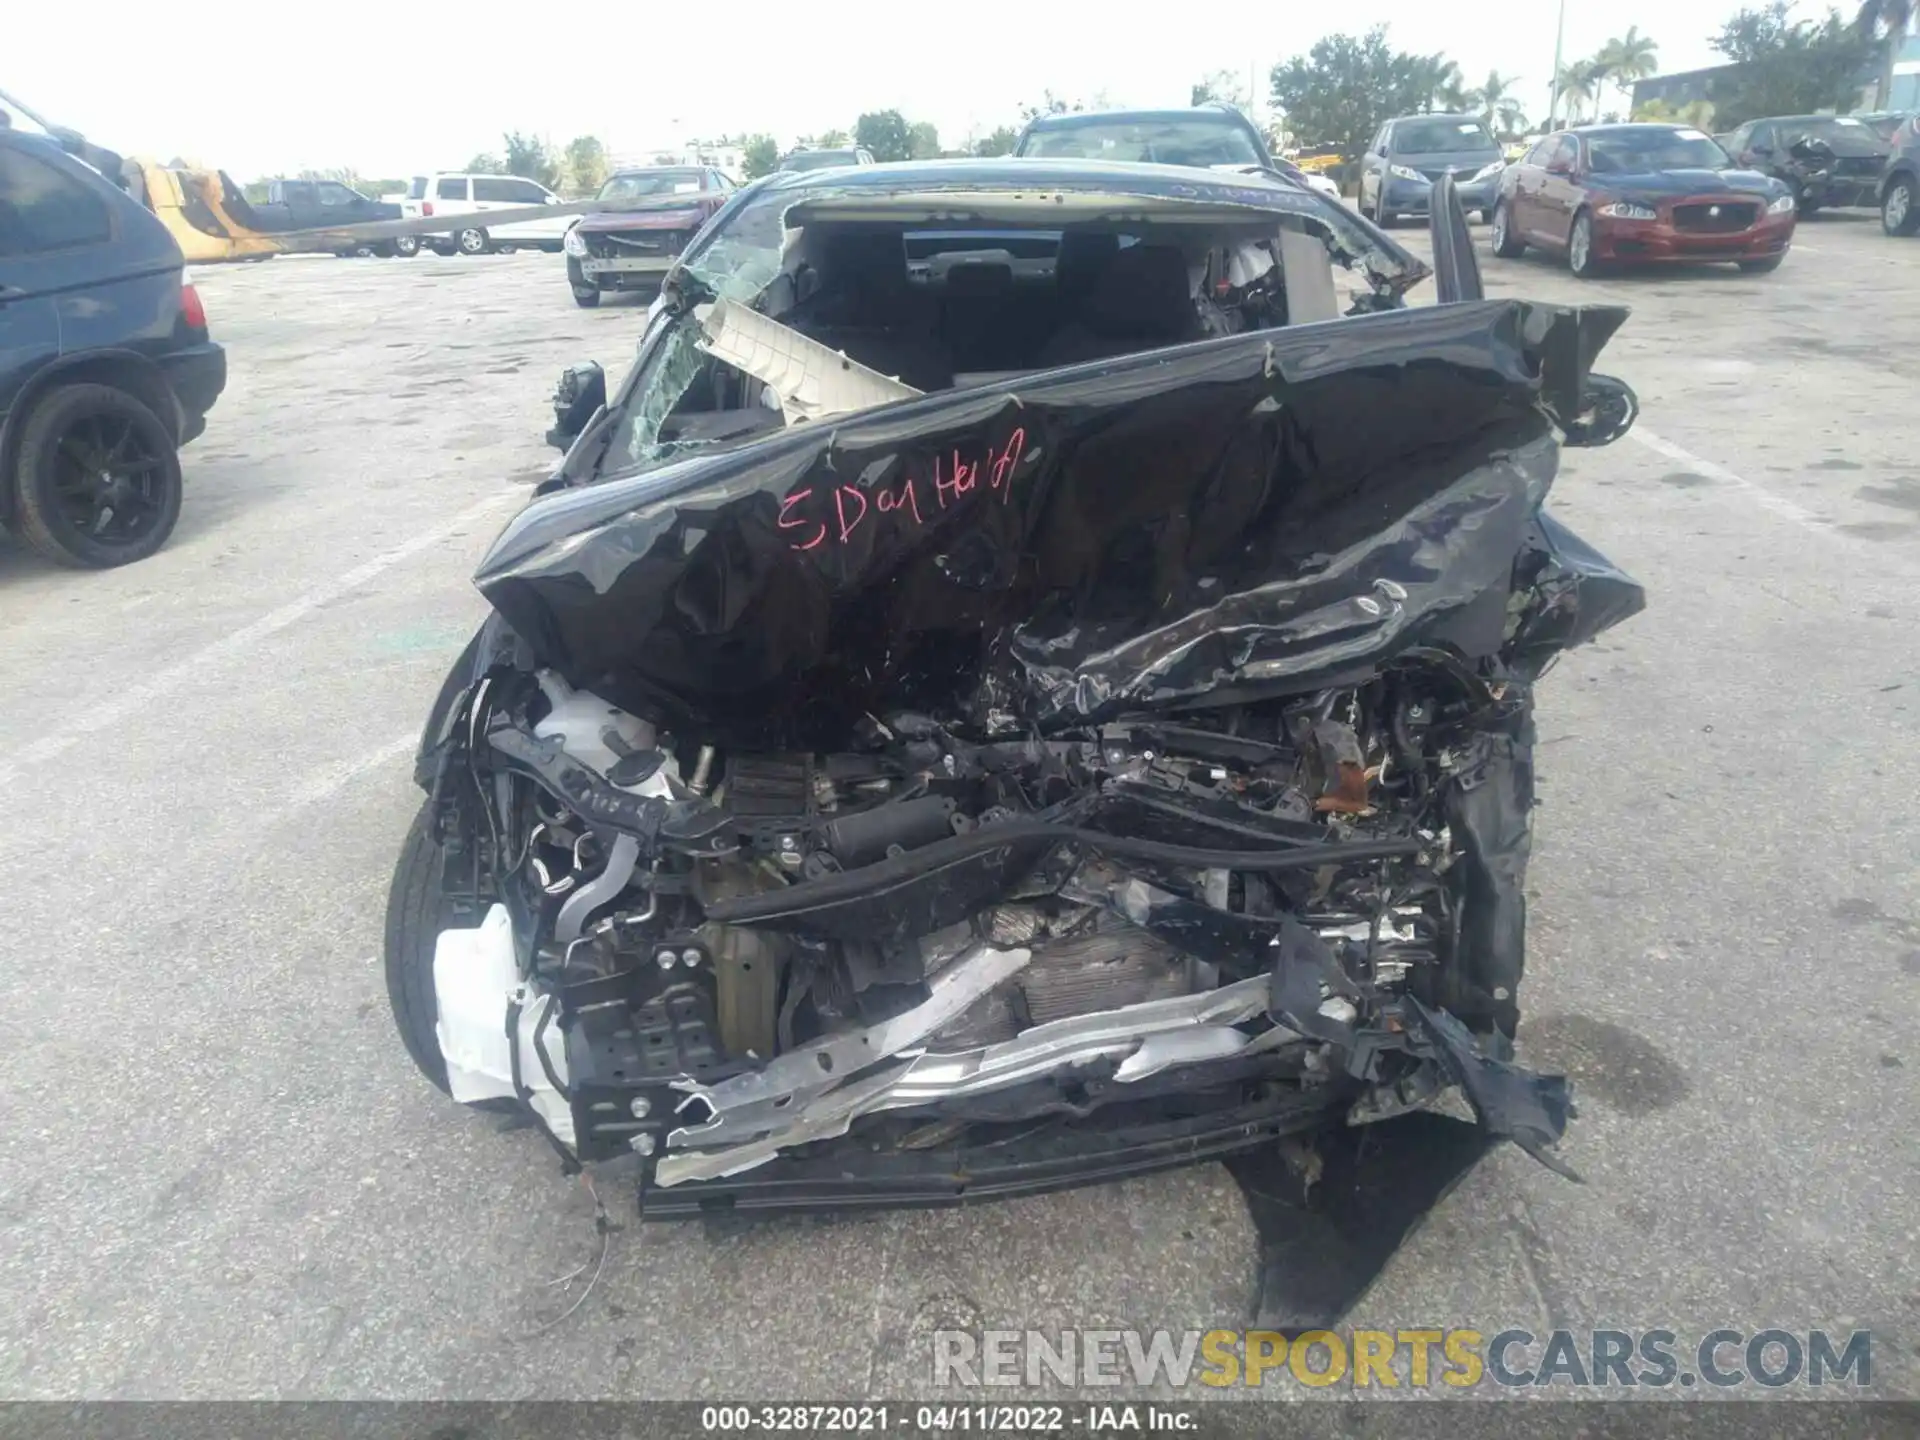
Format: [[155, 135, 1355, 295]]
[[699, 1403, 1195, 1432], [777, 428, 1030, 553]]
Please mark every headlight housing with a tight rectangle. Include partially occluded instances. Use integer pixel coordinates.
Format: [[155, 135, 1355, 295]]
[[563, 225, 588, 257], [1598, 201, 1658, 220], [1388, 163, 1425, 182], [1767, 194, 1796, 214], [1471, 161, 1505, 181]]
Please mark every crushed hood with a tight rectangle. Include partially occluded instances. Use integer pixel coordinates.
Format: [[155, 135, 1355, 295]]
[[475, 298, 1638, 750], [576, 199, 721, 234]]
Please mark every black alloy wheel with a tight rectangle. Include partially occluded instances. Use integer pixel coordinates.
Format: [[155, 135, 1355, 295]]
[[12, 384, 183, 568]]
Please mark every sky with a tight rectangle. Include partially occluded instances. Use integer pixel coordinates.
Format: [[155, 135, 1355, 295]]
[[11, 0, 1765, 179]]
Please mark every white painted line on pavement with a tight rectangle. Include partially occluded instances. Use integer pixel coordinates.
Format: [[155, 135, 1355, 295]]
[[1627, 425, 1832, 536], [0, 489, 520, 784], [283, 733, 418, 812]]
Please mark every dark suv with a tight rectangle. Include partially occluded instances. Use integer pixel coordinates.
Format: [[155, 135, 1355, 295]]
[[1, 125, 224, 567], [1879, 115, 1920, 235]]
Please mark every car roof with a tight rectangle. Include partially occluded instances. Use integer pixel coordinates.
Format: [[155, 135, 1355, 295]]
[[749, 155, 1319, 199], [1023, 106, 1256, 129], [1571, 123, 1707, 135], [1391, 113, 1488, 124]]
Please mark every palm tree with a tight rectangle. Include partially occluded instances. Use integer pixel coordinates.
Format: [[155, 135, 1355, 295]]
[[1471, 70, 1522, 131], [1595, 27, 1661, 116], [1857, 0, 1916, 108], [1434, 59, 1474, 113], [1495, 96, 1530, 140], [1554, 59, 1602, 124]]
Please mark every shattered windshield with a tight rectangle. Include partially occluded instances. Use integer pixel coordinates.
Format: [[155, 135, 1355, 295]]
[[1021, 120, 1265, 167], [599, 176, 1425, 478], [599, 169, 706, 200], [1586, 129, 1729, 173]]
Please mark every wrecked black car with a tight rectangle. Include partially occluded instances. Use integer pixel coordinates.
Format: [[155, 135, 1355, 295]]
[[388, 160, 1643, 1318], [1723, 114, 1892, 214]]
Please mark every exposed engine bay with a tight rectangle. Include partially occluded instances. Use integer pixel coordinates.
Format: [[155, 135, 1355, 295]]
[[396, 174, 1643, 1318], [432, 653, 1558, 1186]]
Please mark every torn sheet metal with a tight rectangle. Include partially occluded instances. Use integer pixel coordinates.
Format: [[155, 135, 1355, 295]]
[[696, 299, 923, 424], [475, 299, 1635, 752]]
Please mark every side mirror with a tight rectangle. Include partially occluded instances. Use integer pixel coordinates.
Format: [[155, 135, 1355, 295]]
[[1546, 159, 1575, 177], [546, 362, 606, 451]]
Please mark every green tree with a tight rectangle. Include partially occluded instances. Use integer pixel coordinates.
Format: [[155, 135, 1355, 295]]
[[563, 135, 607, 195], [1019, 90, 1086, 121], [1426, 56, 1472, 111], [973, 125, 1020, 156], [742, 134, 779, 178], [1552, 58, 1603, 124], [855, 110, 913, 162], [464, 153, 506, 174], [818, 128, 851, 147], [1466, 70, 1524, 132], [1632, 97, 1717, 126], [1191, 70, 1251, 110], [1711, 3, 1875, 127], [1856, 0, 1916, 107], [1595, 27, 1661, 116], [1269, 29, 1443, 161], [907, 120, 941, 159], [502, 132, 561, 189]]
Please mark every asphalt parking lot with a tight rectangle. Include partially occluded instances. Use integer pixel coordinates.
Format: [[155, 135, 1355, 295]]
[[2, 216, 1918, 1404]]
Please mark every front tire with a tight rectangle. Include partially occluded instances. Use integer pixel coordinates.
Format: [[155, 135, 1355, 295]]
[[1372, 186, 1396, 228], [11, 383, 183, 569], [1738, 255, 1784, 273], [1490, 200, 1525, 257], [1568, 211, 1602, 279], [384, 804, 514, 1107], [394, 234, 421, 258], [455, 226, 489, 256], [1884, 175, 1920, 236], [566, 255, 602, 306]]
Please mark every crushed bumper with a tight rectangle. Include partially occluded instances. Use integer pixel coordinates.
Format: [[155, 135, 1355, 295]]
[[1801, 177, 1880, 208]]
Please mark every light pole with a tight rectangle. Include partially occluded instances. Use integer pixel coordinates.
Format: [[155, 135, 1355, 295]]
[[1547, 0, 1568, 128]]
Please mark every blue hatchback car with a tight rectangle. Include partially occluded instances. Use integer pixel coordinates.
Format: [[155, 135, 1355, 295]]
[[0, 119, 225, 567]]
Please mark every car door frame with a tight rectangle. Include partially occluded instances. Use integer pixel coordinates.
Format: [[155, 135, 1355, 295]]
[[1743, 121, 1779, 178], [1532, 134, 1584, 249], [1506, 135, 1552, 237], [1357, 124, 1385, 211]]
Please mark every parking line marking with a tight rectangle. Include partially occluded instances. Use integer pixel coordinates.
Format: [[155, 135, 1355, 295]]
[[283, 733, 418, 812], [1627, 425, 1831, 535], [0, 489, 519, 784]]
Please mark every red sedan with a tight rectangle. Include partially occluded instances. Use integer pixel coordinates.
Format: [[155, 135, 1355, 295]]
[[1489, 124, 1798, 277]]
